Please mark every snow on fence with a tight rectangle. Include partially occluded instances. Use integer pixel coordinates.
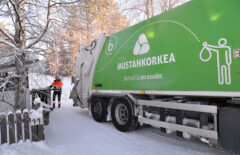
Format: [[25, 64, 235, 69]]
[[0, 109, 44, 145]]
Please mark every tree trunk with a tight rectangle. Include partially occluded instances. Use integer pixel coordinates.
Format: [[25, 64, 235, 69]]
[[145, 0, 150, 19], [87, 22, 90, 42], [14, 0, 28, 110], [151, 0, 154, 17], [14, 53, 28, 110]]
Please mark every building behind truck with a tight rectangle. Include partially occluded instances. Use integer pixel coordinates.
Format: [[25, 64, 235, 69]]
[[72, 0, 240, 153]]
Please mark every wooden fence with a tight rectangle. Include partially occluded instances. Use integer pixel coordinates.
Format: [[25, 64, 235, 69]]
[[0, 110, 44, 145]]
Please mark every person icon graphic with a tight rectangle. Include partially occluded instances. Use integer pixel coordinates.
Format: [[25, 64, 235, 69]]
[[200, 38, 232, 85]]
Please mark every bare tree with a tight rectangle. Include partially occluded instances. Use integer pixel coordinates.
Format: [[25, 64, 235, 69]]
[[119, 0, 189, 24], [0, 0, 79, 110], [158, 0, 187, 12], [45, 0, 130, 76]]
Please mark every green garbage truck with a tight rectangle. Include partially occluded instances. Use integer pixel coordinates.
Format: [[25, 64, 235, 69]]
[[72, 0, 240, 152]]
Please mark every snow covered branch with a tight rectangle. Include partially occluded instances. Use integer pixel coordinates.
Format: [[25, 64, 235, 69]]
[[24, 2, 48, 8], [0, 28, 16, 46], [0, 39, 17, 48], [50, 0, 80, 8], [9, 0, 23, 42], [26, 0, 51, 49]]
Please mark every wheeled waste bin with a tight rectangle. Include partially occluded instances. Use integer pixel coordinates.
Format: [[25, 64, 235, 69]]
[[31, 88, 51, 125]]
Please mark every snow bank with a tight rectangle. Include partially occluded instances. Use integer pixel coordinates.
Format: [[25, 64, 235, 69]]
[[0, 141, 51, 155]]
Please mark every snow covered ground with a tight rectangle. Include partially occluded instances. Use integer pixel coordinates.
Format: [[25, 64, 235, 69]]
[[0, 75, 236, 155]]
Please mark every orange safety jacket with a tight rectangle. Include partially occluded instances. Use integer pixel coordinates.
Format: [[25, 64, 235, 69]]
[[49, 79, 63, 89]]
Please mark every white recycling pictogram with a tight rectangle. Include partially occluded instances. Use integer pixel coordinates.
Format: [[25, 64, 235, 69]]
[[133, 34, 150, 55]]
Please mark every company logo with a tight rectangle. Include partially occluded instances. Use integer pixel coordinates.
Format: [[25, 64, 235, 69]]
[[117, 33, 176, 71], [133, 34, 150, 55], [200, 38, 232, 85], [105, 36, 118, 55]]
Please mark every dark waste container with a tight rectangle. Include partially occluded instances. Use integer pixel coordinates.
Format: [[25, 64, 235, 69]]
[[31, 88, 51, 125]]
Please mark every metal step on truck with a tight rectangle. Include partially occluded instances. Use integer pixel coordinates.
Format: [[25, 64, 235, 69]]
[[71, 0, 240, 153]]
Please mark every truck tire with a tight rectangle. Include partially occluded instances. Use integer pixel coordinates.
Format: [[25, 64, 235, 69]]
[[91, 99, 107, 122], [111, 98, 137, 132]]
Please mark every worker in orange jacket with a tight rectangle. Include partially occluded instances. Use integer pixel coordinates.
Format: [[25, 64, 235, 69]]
[[49, 75, 63, 108]]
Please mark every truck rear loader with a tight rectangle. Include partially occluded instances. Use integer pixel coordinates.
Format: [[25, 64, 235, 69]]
[[72, 0, 240, 152]]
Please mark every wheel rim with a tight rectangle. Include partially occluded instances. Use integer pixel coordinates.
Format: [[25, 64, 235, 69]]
[[115, 103, 129, 125], [93, 101, 102, 117]]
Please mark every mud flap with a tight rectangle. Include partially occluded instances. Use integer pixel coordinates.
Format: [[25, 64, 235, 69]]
[[219, 106, 240, 153]]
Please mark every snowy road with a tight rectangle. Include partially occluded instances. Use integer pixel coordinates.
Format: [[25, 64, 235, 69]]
[[0, 76, 236, 155], [44, 104, 235, 155], [1, 102, 235, 155]]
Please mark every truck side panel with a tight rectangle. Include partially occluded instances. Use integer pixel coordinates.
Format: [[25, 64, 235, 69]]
[[93, 0, 240, 96]]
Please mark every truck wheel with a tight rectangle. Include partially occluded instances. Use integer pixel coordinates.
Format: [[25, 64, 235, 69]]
[[91, 99, 107, 122], [111, 98, 137, 132]]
